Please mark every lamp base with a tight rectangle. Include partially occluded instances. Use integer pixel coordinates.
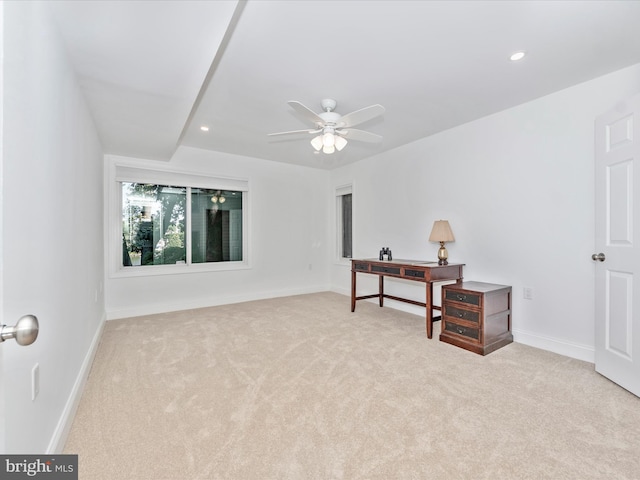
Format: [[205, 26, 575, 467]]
[[437, 243, 449, 266]]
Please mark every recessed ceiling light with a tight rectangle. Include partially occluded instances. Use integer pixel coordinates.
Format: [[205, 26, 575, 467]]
[[200, 125, 210, 132], [510, 51, 526, 61]]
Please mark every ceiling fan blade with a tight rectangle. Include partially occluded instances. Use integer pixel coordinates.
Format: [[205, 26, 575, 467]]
[[267, 128, 321, 137], [339, 128, 383, 143], [287, 101, 325, 126], [339, 104, 385, 128]]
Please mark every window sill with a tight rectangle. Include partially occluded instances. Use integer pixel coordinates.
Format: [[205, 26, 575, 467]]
[[110, 260, 251, 279]]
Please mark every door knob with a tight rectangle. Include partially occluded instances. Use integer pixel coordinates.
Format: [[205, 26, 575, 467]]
[[592, 252, 606, 262], [0, 315, 39, 346]]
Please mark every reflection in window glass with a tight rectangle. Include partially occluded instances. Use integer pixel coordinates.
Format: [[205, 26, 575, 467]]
[[191, 189, 243, 263], [122, 183, 186, 266]]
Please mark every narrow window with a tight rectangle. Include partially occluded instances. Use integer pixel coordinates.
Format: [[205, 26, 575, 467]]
[[336, 185, 353, 260]]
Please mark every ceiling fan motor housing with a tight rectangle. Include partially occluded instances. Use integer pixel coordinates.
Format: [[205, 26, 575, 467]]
[[318, 111, 342, 128], [321, 98, 337, 112]]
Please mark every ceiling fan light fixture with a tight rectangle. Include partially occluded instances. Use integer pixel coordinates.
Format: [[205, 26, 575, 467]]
[[323, 144, 335, 154], [334, 135, 347, 151], [310, 135, 323, 151], [322, 132, 335, 148], [211, 191, 225, 203]]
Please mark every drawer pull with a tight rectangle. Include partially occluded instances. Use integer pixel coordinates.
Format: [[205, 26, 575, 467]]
[[456, 294, 466, 301], [458, 312, 464, 318], [456, 326, 466, 334]]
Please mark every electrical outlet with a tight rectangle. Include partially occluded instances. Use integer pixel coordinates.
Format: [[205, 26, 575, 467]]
[[523, 287, 534, 300], [32, 363, 40, 401]]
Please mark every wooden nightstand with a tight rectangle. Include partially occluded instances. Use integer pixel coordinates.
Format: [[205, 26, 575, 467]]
[[440, 281, 513, 355]]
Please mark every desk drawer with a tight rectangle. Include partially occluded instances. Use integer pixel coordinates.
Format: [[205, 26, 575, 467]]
[[444, 289, 480, 306], [371, 265, 401, 275], [444, 321, 479, 341], [404, 269, 425, 279], [354, 262, 369, 272], [443, 305, 479, 324]]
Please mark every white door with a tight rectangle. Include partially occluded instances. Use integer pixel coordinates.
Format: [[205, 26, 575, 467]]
[[0, 2, 5, 452], [594, 93, 640, 397]]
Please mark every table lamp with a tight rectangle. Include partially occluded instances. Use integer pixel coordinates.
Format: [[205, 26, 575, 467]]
[[429, 220, 455, 265]]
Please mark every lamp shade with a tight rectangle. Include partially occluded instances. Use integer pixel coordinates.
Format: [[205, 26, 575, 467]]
[[310, 135, 323, 151], [334, 135, 347, 151], [429, 220, 455, 243]]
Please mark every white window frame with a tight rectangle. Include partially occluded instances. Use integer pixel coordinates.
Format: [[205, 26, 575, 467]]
[[107, 159, 250, 278], [335, 183, 353, 264]]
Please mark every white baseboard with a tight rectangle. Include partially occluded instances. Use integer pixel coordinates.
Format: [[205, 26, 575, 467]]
[[333, 287, 595, 363], [47, 312, 106, 454], [106, 284, 331, 320], [512, 328, 595, 363]]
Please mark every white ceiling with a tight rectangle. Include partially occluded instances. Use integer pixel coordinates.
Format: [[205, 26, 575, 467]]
[[48, 0, 640, 169]]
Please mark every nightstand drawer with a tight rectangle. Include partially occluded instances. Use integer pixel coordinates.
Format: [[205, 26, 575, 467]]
[[443, 304, 479, 324], [444, 321, 479, 340], [354, 262, 369, 272], [444, 289, 480, 306]]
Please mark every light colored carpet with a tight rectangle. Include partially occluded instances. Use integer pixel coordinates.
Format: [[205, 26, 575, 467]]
[[64, 292, 640, 479]]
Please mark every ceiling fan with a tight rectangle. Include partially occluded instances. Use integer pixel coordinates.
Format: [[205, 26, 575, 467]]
[[268, 99, 385, 154]]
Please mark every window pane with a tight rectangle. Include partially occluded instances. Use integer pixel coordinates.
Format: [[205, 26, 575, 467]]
[[342, 193, 352, 258], [122, 183, 186, 266], [191, 189, 243, 263]]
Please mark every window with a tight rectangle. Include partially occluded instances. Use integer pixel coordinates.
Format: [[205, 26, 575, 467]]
[[112, 163, 248, 275], [122, 183, 187, 266], [336, 184, 353, 260], [190, 188, 243, 263], [122, 184, 244, 267]]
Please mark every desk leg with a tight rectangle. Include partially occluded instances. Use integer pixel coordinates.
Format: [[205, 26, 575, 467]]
[[351, 270, 356, 312], [379, 276, 384, 307], [426, 282, 433, 339]]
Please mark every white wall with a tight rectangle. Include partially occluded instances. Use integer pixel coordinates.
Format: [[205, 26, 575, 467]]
[[105, 146, 331, 319], [2, 2, 105, 452], [330, 63, 640, 362]]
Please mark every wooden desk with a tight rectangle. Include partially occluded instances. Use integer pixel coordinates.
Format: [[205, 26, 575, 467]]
[[351, 259, 464, 338]]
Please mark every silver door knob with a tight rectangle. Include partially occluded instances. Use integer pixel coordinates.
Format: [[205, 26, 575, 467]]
[[0, 314, 39, 346], [592, 252, 606, 262]]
